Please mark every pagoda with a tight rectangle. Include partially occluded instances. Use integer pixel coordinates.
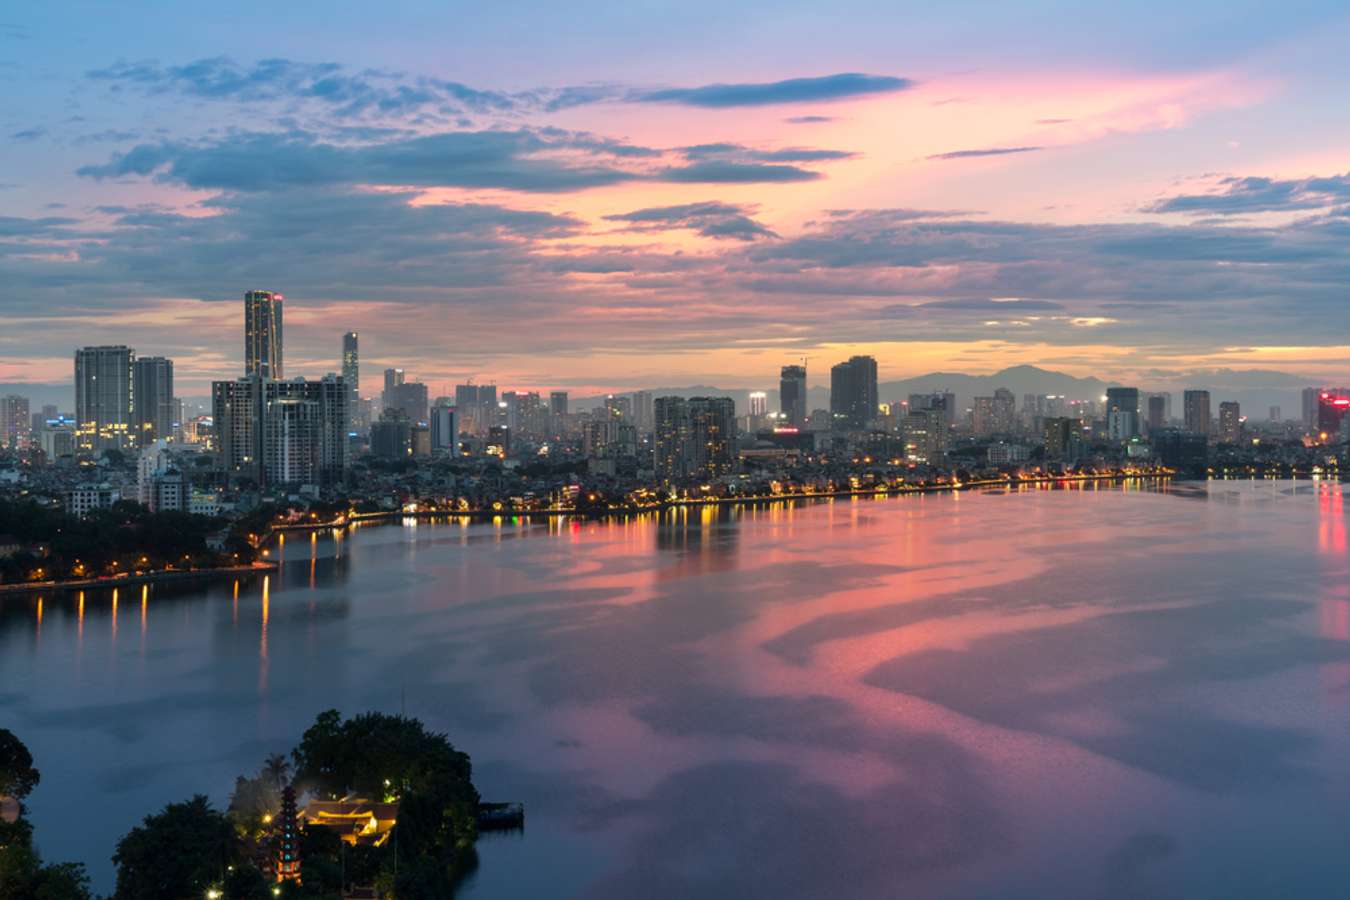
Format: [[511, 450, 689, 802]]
[[274, 784, 302, 885]]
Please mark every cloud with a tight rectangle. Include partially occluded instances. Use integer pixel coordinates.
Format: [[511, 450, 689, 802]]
[[927, 146, 1044, 160], [1146, 173, 1350, 215], [10, 127, 46, 141], [604, 201, 776, 241], [77, 128, 834, 192], [659, 161, 821, 183], [785, 115, 835, 124], [681, 142, 855, 163], [634, 73, 913, 107], [921, 298, 1065, 311]]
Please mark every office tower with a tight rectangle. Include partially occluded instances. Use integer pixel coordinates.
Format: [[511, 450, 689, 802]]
[[342, 332, 359, 426], [902, 408, 946, 463], [370, 409, 412, 459], [1104, 387, 1140, 438], [1146, 395, 1167, 432], [910, 392, 956, 430], [1154, 428, 1208, 470], [213, 375, 348, 487], [132, 356, 174, 445], [1043, 417, 1082, 461], [550, 391, 569, 417], [748, 391, 768, 418], [1218, 401, 1241, 443], [1183, 390, 1212, 436], [429, 403, 457, 454], [244, 290, 283, 378], [487, 425, 511, 456], [1269, 406, 1281, 423], [780, 364, 807, 427], [0, 395, 29, 448], [75, 345, 135, 450], [829, 356, 878, 430], [1302, 387, 1323, 432]]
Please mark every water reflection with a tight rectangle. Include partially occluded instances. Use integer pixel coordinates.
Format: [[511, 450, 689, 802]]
[[3, 483, 1350, 899]]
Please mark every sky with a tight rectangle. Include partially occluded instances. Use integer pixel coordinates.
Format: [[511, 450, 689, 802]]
[[4, 0, 1350, 397]]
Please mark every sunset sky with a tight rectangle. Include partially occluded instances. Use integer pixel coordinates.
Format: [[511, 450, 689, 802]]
[[5, 0, 1350, 396]]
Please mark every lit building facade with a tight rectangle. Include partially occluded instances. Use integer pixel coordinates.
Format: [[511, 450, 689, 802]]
[[779, 365, 807, 428], [244, 290, 284, 379], [75, 345, 135, 450], [132, 355, 175, 445], [830, 356, 878, 430]]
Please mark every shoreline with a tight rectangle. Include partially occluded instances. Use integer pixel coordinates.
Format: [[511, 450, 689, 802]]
[[0, 561, 277, 597], [275, 470, 1178, 534]]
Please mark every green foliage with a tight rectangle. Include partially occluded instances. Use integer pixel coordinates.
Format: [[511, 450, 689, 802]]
[[0, 729, 39, 802], [112, 795, 242, 900], [0, 499, 238, 583], [0, 739, 91, 900]]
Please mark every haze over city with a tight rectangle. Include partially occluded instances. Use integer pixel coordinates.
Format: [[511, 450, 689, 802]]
[[6, 1, 1350, 396]]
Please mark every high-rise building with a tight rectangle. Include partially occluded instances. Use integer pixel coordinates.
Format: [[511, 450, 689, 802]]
[[780, 365, 807, 428], [1043, 417, 1083, 461], [632, 390, 653, 433], [1269, 406, 1281, 423], [605, 394, 632, 421], [75, 345, 135, 450], [384, 378, 428, 424], [213, 376, 348, 487], [748, 391, 768, 418], [654, 396, 737, 482], [829, 356, 878, 430], [342, 332, 359, 428], [0, 395, 29, 448], [1105, 387, 1140, 438], [370, 409, 412, 459], [429, 403, 457, 454], [1146, 395, 1167, 432], [1218, 401, 1241, 443], [992, 388, 1016, 434], [132, 356, 174, 445], [1317, 391, 1350, 441], [549, 391, 569, 417], [910, 392, 956, 430], [901, 408, 946, 463], [1183, 390, 1211, 436], [1302, 387, 1323, 433], [244, 290, 283, 379]]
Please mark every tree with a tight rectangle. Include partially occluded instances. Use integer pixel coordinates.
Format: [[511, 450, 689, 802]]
[[0, 729, 39, 804], [262, 752, 292, 792], [112, 795, 242, 900]]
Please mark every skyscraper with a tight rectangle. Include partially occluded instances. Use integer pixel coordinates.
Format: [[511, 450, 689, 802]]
[[550, 391, 569, 417], [132, 356, 174, 445], [0, 396, 29, 449], [1183, 390, 1211, 436], [779, 364, 807, 427], [1218, 401, 1241, 443], [342, 332, 359, 427], [632, 390, 653, 433], [829, 356, 878, 430], [429, 402, 458, 454], [244, 290, 283, 379], [748, 391, 768, 418], [75, 345, 135, 450]]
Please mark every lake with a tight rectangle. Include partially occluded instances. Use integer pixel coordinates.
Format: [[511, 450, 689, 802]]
[[3, 480, 1349, 898]]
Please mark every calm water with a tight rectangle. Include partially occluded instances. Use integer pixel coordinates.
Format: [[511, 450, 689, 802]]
[[3, 481, 1350, 898]]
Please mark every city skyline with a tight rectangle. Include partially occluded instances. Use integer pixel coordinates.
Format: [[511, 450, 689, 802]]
[[5, 2, 1350, 394]]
